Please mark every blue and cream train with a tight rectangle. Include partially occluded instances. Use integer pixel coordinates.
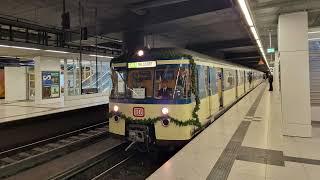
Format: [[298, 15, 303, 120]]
[[109, 48, 263, 145]]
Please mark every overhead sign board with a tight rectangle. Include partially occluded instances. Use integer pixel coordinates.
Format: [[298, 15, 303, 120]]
[[128, 61, 156, 69], [267, 48, 275, 53]]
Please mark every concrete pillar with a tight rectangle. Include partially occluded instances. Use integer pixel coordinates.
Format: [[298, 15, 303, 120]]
[[34, 56, 63, 104], [4, 67, 27, 102], [274, 51, 280, 92], [278, 12, 312, 137]]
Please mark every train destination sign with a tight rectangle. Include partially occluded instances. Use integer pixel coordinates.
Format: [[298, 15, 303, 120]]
[[128, 61, 157, 68]]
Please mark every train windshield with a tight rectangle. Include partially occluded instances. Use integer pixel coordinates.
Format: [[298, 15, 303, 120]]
[[154, 64, 190, 99], [111, 64, 191, 100], [127, 68, 155, 99]]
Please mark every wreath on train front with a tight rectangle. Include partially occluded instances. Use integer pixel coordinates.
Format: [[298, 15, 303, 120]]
[[109, 53, 201, 128]]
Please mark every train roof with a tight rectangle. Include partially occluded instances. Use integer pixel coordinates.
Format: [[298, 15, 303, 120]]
[[111, 48, 262, 72]]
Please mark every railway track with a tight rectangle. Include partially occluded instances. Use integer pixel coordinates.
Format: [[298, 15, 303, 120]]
[[50, 143, 134, 180], [0, 122, 109, 178], [49, 144, 178, 180]]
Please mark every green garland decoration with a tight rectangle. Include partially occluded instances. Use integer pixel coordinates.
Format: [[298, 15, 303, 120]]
[[109, 52, 201, 128]]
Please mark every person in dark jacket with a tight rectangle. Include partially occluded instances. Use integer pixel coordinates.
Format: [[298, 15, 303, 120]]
[[158, 81, 172, 99], [268, 73, 273, 91]]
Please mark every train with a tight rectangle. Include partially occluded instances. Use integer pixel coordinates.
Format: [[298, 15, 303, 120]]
[[108, 48, 264, 148]]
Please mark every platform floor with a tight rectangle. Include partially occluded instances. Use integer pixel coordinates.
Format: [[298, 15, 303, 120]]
[[148, 83, 320, 180], [0, 96, 108, 123]]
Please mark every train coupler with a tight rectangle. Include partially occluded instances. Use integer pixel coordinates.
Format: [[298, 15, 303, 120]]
[[126, 124, 152, 152]]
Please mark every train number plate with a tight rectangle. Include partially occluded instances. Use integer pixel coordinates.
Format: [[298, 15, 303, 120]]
[[133, 107, 145, 117]]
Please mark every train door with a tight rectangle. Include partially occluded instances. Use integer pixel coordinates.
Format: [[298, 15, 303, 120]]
[[208, 67, 216, 116], [235, 70, 238, 98], [0, 67, 4, 99], [243, 71, 246, 92], [216, 68, 223, 108], [208, 67, 212, 116]]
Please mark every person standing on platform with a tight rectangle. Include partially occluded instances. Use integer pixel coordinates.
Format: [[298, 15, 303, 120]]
[[268, 73, 273, 91]]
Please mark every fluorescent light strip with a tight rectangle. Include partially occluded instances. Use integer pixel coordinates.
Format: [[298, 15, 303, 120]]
[[259, 47, 264, 53], [10, 46, 40, 51], [0, 44, 40, 50], [308, 37, 320, 41], [308, 31, 320, 34], [0, 44, 11, 48], [256, 39, 262, 48], [238, 0, 254, 26], [44, 49, 68, 53], [0, 43, 117, 60], [238, 0, 270, 69], [89, 54, 114, 58], [250, 27, 259, 40]]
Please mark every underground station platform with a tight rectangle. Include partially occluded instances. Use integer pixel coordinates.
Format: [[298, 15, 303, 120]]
[[1, 0, 320, 179]]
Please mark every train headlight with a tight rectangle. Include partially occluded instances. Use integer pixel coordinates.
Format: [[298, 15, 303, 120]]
[[161, 118, 170, 127], [113, 105, 119, 112], [137, 50, 144, 57], [161, 107, 169, 115]]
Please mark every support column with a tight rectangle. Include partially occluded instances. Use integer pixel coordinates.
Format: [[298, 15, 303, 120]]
[[274, 51, 280, 92], [278, 12, 312, 137], [34, 56, 63, 104]]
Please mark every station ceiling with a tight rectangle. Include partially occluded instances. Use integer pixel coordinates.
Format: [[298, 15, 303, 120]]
[[0, 0, 271, 71], [250, 0, 320, 66]]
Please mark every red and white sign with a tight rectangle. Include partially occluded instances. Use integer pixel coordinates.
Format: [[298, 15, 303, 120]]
[[133, 107, 145, 117]]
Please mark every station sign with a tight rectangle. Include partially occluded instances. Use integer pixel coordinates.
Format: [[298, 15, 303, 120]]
[[128, 61, 156, 68], [267, 48, 275, 53]]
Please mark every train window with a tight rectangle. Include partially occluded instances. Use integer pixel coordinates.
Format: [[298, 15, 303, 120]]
[[127, 68, 154, 99], [197, 65, 208, 98], [238, 70, 244, 85], [209, 68, 217, 95], [223, 69, 235, 90], [154, 64, 190, 99], [110, 70, 127, 98], [248, 72, 253, 84]]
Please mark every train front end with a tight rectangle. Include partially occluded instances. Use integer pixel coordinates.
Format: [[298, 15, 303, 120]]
[[109, 57, 198, 145]]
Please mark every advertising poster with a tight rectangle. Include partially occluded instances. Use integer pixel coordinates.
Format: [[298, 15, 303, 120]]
[[42, 71, 60, 99]]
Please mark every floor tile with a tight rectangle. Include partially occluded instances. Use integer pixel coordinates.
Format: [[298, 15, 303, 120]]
[[266, 162, 308, 180]]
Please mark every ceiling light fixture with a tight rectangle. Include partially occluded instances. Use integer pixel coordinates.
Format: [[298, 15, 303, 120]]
[[10, 46, 40, 51], [0, 44, 11, 48], [89, 54, 114, 58], [0, 44, 40, 51], [257, 39, 262, 48], [250, 27, 259, 40], [238, 0, 254, 26], [44, 49, 68, 53], [308, 31, 320, 34], [238, 0, 269, 69], [308, 37, 320, 41]]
